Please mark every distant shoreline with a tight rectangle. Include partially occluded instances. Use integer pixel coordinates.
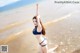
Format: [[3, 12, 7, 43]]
[[0, 0, 41, 12]]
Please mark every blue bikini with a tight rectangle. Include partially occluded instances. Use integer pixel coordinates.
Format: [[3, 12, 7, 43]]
[[33, 26, 42, 35]]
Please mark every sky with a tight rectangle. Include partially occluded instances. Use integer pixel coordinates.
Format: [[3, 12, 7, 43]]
[[0, 0, 42, 12]]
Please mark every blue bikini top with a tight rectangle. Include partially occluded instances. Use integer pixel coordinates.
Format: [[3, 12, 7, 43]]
[[33, 26, 42, 35]]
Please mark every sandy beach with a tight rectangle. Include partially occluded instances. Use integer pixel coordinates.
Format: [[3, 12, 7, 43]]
[[0, 0, 80, 53]]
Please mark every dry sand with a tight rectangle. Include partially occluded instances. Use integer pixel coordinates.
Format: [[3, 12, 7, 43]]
[[0, 0, 80, 53]]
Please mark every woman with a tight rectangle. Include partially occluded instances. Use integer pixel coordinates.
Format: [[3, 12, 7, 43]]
[[32, 15, 48, 53]]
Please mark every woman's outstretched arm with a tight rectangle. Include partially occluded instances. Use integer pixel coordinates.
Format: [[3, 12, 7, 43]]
[[36, 4, 42, 32]]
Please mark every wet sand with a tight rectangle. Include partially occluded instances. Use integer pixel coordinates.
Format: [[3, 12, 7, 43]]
[[0, 0, 80, 53]]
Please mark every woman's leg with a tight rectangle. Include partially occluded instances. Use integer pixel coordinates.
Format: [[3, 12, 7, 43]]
[[38, 44, 43, 53], [41, 45, 48, 53]]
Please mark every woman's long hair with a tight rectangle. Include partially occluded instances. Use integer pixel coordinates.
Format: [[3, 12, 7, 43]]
[[33, 16, 46, 35]]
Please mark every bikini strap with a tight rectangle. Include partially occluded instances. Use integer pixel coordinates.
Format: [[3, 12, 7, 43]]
[[39, 38, 46, 45]]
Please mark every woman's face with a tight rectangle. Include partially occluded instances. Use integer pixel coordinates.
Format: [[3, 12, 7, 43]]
[[33, 19, 38, 26]]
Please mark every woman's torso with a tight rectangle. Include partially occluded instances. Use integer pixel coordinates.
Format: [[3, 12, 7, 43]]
[[33, 26, 44, 43]]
